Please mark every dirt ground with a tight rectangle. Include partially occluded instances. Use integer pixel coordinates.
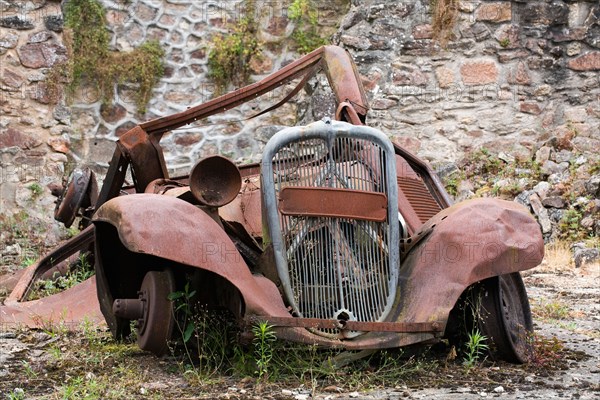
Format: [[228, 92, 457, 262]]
[[0, 256, 598, 399]]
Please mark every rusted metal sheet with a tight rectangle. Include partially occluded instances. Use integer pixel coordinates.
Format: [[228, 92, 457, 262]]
[[0, 277, 103, 329], [220, 175, 263, 238], [92, 194, 290, 319], [278, 187, 388, 222], [394, 197, 544, 330], [6, 226, 95, 304]]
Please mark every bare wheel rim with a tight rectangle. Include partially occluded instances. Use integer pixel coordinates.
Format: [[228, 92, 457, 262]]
[[479, 273, 533, 363], [137, 269, 176, 356]]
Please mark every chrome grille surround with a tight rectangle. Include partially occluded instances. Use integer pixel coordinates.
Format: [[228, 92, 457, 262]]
[[261, 120, 400, 338]]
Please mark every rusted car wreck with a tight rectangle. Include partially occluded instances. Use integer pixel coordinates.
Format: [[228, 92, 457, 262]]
[[0, 46, 543, 363]]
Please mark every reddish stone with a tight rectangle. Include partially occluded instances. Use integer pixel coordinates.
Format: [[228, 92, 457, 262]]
[[475, 3, 512, 23], [266, 16, 289, 36], [548, 27, 588, 43], [392, 136, 421, 154], [29, 82, 55, 104], [0, 128, 40, 149], [249, 55, 273, 74], [100, 103, 127, 124], [508, 62, 532, 85], [435, 67, 455, 88], [47, 136, 69, 153], [190, 49, 206, 60], [1, 69, 23, 88], [567, 52, 600, 71], [392, 64, 428, 86], [174, 132, 203, 147], [520, 102, 542, 115], [371, 98, 397, 110], [412, 24, 432, 40], [460, 60, 498, 85], [18, 42, 68, 68]]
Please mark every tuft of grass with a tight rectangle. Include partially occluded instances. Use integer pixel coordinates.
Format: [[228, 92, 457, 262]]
[[531, 297, 571, 321], [463, 329, 488, 368], [537, 241, 573, 273], [526, 333, 565, 369]]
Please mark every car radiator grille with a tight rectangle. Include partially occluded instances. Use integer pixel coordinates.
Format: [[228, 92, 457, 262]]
[[262, 122, 400, 339]]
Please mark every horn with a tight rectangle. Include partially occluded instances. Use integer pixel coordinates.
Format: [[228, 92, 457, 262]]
[[189, 155, 242, 207]]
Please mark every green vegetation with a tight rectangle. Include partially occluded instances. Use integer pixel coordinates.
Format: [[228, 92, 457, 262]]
[[499, 38, 510, 48], [207, 0, 262, 94], [442, 148, 543, 200], [27, 182, 43, 199], [463, 329, 488, 368], [6, 388, 25, 400], [558, 208, 584, 241], [49, 0, 164, 113], [28, 253, 94, 300], [207, 0, 329, 92], [288, 0, 328, 53], [252, 321, 276, 380], [532, 297, 571, 321]]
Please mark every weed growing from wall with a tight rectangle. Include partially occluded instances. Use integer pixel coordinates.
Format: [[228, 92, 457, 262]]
[[207, 0, 262, 95], [48, 0, 164, 113], [288, 0, 328, 54]]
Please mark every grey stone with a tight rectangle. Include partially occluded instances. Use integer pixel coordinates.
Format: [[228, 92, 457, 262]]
[[28, 30, 53, 44], [53, 104, 71, 125], [535, 146, 552, 164], [533, 181, 551, 199], [574, 248, 600, 268], [529, 193, 552, 234], [44, 15, 63, 32], [515, 190, 534, 207], [553, 149, 573, 164], [0, 32, 18, 48], [542, 196, 566, 208], [541, 160, 561, 175], [0, 16, 34, 30], [548, 208, 564, 223], [585, 176, 600, 197]]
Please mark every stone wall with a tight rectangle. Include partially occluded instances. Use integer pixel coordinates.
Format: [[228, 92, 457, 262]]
[[330, 0, 599, 164], [0, 0, 598, 245]]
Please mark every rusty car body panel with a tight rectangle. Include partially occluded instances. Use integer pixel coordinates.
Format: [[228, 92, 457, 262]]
[[0, 45, 543, 362]]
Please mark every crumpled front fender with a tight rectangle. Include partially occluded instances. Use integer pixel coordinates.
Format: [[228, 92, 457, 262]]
[[394, 197, 544, 326], [92, 194, 289, 325]]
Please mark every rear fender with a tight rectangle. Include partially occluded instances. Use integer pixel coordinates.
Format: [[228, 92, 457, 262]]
[[394, 198, 543, 327], [92, 194, 288, 335]]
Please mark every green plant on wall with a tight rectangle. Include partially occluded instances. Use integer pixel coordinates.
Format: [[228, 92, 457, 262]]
[[206, 0, 330, 92], [207, 0, 262, 94], [49, 0, 164, 113], [288, 0, 328, 54]]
